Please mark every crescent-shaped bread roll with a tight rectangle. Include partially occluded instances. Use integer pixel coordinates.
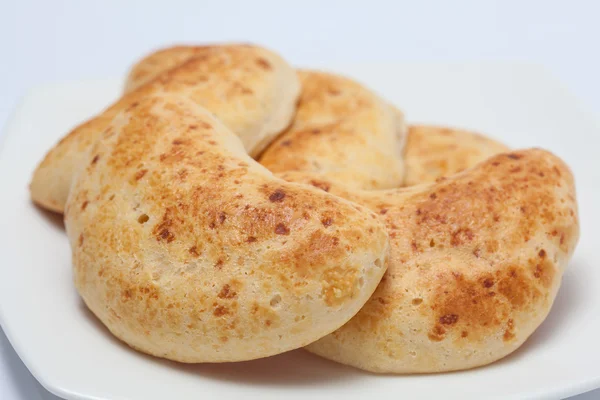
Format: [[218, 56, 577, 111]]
[[65, 93, 390, 362], [276, 149, 579, 372], [31, 44, 300, 213]]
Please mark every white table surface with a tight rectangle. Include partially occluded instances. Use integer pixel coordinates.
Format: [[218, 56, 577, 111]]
[[1, 1, 598, 399]]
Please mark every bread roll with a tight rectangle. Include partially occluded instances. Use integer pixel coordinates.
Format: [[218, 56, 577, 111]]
[[276, 149, 579, 372], [65, 93, 390, 362]]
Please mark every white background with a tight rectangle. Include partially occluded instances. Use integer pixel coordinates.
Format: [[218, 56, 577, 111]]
[[1, 1, 598, 399]]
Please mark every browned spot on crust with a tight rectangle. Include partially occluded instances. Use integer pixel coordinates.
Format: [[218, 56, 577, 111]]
[[428, 264, 543, 343], [218, 284, 237, 299], [428, 325, 446, 341], [503, 319, 515, 341], [450, 228, 474, 246], [251, 302, 281, 329], [91, 154, 100, 165], [138, 285, 159, 300], [189, 246, 199, 256], [322, 217, 333, 227], [213, 305, 228, 317], [539, 249, 546, 258], [275, 223, 290, 235], [178, 169, 188, 181], [439, 314, 459, 325], [268, 189, 286, 202], [247, 236, 257, 243], [122, 289, 132, 300], [78, 234, 84, 247], [379, 208, 388, 215], [256, 57, 272, 70], [134, 169, 148, 181], [158, 229, 174, 242], [497, 266, 541, 308], [215, 259, 224, 269], [81, 201, 89, 211], [507, 153, 523, 160], [532, 259, 555, 288], [153, 208, 178, 243]]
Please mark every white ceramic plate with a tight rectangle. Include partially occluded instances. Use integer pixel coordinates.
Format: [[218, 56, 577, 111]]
[[0, 63, 599, 400]]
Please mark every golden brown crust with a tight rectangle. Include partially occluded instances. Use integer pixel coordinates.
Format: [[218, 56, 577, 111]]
[[31, 44, 300, 213], [65, 94, 389, 362], [276, 149, 579, 372], [259, 70, 406, 190], [124, 45, 205, 92], [403, 125, 509, 186], [32, 44, 579, 371]]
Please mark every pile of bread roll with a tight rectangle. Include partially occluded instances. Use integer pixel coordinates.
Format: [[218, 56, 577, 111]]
[[30, 44, 579, 373]]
